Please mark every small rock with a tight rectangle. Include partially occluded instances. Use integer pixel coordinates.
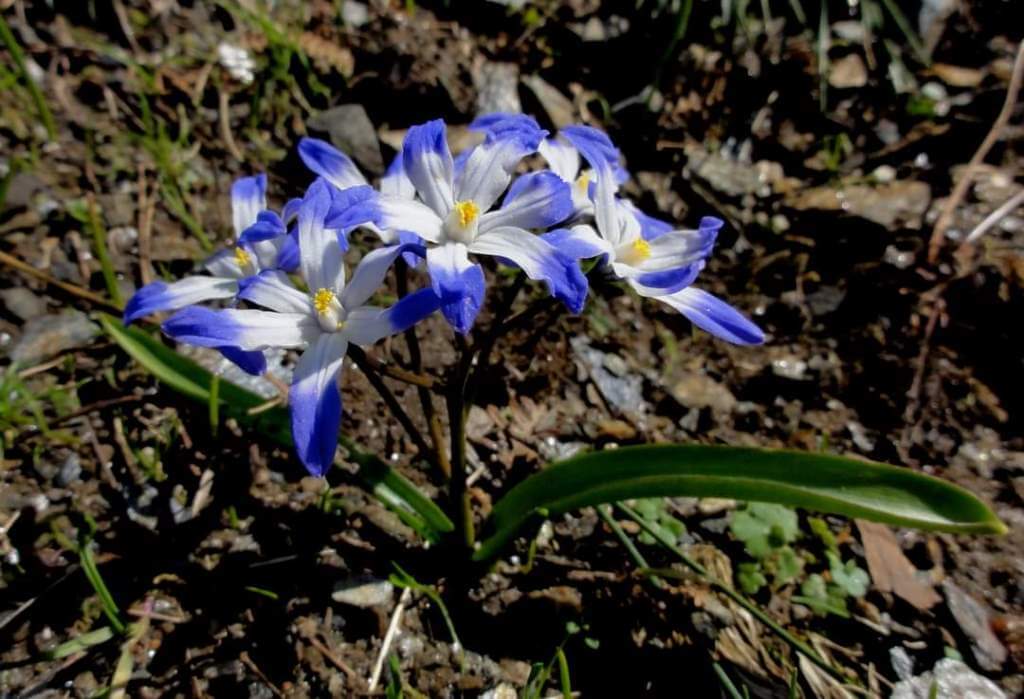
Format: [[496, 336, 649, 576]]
[[891, 658, 1005, 699], [340, 1, 370, 26], [332, 578, 394, 608], [943, 580, 1008, 671], [571, 336, 643, 417], [522, 74, 575, 128], [480, 684, 518, 699], [307, 104, 384, 175], [474, 61, 521, 117], [890, 646, 915, 681], [57, 454, 80, 487], [597, 419, 636, 440], [786, 179, 931, 229], [829, 54, 868, 89], [871, 164, 897, 184], [9, 310, 98, 363], [671, 372, 737, 413], [930, 63, 985, 88], [0, 287, 47, 321], [771, 357, 808, 381]]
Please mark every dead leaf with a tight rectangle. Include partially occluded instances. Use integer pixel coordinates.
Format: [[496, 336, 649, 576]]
[[856, 520, 941, 610]]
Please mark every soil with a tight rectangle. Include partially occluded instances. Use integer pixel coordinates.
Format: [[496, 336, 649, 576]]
[[1, 1, 1023, 697]]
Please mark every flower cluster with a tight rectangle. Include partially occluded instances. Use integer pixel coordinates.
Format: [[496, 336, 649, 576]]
[[124, 114, 763, 477]]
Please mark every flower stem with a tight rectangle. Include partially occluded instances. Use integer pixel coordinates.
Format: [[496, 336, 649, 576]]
[[397, 262, 450, 480]]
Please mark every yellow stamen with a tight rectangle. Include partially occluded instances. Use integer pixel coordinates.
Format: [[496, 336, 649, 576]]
[[313, 288, 335, 315], [575, 171, 591, 193], [453, 200, 479, 228], [630, 238, 651, 262], [234, 246, 252, 268]]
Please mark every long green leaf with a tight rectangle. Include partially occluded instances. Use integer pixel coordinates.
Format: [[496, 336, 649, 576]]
[[98, 314, 453, 535], [473, 445, 1005, 561]]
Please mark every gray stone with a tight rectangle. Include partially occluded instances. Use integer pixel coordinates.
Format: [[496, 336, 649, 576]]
[[307, 104, 384, 175], [9, 310, 98, 364], [0, 287, 47, 321], [475, 62, 521, 117], [671, 372, 737, 413], [943, 580, 1008, 671], [891, 658, 1005, 699]]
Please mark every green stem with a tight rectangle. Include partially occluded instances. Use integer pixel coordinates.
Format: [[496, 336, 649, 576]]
[[87, 196, 124, 308], [596, 505, 664, 589], [0, 13, 56, 140], [616, 502, 849, 685]]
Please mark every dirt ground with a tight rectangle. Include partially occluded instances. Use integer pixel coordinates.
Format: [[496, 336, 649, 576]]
[[1, 1, 1023, 697]]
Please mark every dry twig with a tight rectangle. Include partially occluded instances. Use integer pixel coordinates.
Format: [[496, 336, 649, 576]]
[[927, 41, 1024, 262]]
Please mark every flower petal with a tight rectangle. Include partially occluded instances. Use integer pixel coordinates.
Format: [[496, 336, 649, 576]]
[[403, 119, 455, 217], [540, 224, 612, 260], [231, 174, 267, 239], [479, 171, 573, 233], [162, 307, 318, 350], [538, 137, 581, 183], [298, 137, 368, 191], [380, 151, 416, 200], [238, 210, 286, 245], [201, 249, 244, 278], [218, 346, 267, 376], [621, 200, 675, 241], [289, 333, 348, 476], [426, 243, 486, 333], [275, 228, 300, 272], [456, 123, 545, 212], [325, 186, 443, 243], [340, 241, 426, 311], [343, 289, 442, 345], [237, 270, 311, 314], [657, 287, 765, 345], [562, 126, 622, 245], [470, 227, 588, 313], [299, 179, 345, 293], [123, 276, 237, 324]]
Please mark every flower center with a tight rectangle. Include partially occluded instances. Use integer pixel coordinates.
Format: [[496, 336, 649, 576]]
[[234, 246, 253, 270], [313, 288, 335, 315], [575, 171, 591, 195], [455, 200, 479, 227], [444, 200, 481, 244], [618, 238, 651, 266], [312, 287, 345, 332]]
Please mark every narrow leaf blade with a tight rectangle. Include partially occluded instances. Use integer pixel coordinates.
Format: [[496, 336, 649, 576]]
[[474, 445, 1005, 561]]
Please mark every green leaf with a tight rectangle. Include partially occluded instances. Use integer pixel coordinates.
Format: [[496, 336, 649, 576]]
[[769, 546, 804, 587], [827, 551, 870, 598], [473, 444, 1005, 561], [731, 503, 798, 558], [796, 574, 849, 617], [737, 562, 767, 594], [98, 314, 453, 536]]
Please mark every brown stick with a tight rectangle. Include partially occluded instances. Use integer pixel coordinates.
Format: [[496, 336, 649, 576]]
[[0, 249, 121, 311], [927, 41, 1024, 263]]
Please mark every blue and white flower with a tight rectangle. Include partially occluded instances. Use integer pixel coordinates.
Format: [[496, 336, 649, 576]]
[[161, 179, 441, 476], [326, 118, 587, 333], [544, 125, 764, 346], [123, 174, 296, 373]]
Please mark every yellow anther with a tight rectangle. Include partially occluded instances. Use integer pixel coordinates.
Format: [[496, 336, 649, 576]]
[[631, 238, 651, 261], [453, 200, 479, 228], [575, 171, 591, 193], [313, 288, 335, 315], [233, 246, 252, 268]]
